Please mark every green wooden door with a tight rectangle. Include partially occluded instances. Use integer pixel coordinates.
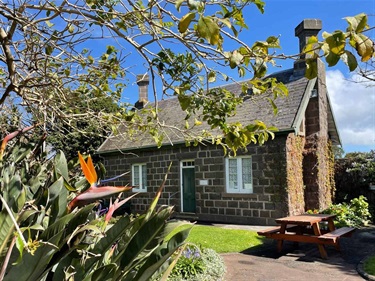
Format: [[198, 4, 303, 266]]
[[182, 167, 196, 212]]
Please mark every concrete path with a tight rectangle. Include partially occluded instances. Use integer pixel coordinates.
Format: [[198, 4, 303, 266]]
[[210, 223, 375, 281]]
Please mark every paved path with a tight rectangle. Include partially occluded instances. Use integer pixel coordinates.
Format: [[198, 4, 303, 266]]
[[211, 224, 375, 281]]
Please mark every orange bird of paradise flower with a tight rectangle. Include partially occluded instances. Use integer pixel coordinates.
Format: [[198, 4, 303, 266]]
[[68, 152, 133, 212]]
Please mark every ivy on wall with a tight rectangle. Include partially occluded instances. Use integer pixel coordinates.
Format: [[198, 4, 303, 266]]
[[286, 135, 305, 214], [317, 138, 335, 208]]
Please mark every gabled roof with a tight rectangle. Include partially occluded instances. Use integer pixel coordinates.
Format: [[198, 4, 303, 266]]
[[97, 68, 341, 153]]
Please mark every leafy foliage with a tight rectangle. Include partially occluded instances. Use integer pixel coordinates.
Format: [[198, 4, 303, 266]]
[[47, 94, 122, 160], [307, 196, 372, 227], [334, 151, 375, 206], [345, 150, 375, 184], [0, 2, 372, 154], [304, 13, 374, 79], [0, 129, 192, 280], [154, 244, 226, 281], [169, 244, 206, 279]]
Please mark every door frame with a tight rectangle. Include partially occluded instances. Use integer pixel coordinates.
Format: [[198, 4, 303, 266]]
[[180, 160, 195, 213]]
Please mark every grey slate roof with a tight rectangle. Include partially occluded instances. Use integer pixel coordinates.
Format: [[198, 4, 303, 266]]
[[97, 68, 339, 153]]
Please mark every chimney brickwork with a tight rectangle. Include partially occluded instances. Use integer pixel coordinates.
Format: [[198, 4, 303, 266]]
[[135, 74, 149, 109], [294, 19, 322, 76], [292, 19, 332, 211]]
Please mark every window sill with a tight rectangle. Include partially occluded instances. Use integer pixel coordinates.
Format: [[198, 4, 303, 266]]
[[221, 193, 257, 199], [131, 190, 148, 194]]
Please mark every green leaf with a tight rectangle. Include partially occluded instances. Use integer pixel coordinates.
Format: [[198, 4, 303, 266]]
[[325, 52, 341, 67], [4, 171, 23, 212], [64, 204, 96, 236], [178, 94, 191, 111], [217, 17, 231, 29], [252, 0, 265, 14], [252, 58, 267, 78], [266, 36, 280, 48], [49, 177, 68, 223], [54, 151, 69, 181], [132, 224, 193, 281], [45, 45, 53, 55], [345, 13, 368, 33], [0, 209, 15, 258], [341, 50, 358, 72], [229, 51, 243, 69], [353, 33, 374, 62], [267, 98, 278, 115], [325, 30, 346, 55], [187, 0, 201, 10], [40, 212, 75, 242], [91, 264, 117, 281], [118, 207, 173, 270], [84, 216, 131, 271], [4, 231, 63, 281], [231, 25, 238, 37], [197, 16, 220, 45], [208, 71, 216, 83], [305, 58, 318, 79], [273, 82, 289, 97], [68, 24, 74, 33], [14, 234, 25, 265], [178, 12, 195, 33], [175, 0, 184, 12], [304, 35, 319, 58], [45, 20, 54, 28]]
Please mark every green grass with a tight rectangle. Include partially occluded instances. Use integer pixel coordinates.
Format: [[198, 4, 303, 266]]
[[364, 256, 375, 276], [183, 225, 265, 253]]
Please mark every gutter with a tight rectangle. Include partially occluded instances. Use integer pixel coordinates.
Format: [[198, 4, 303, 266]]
[[95, 128, 297, 155]]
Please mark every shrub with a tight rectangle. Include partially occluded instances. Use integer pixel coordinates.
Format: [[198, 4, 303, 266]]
[[334, 151, 375, 210], [169, 244, 206, 279], [157, 244, 226, 281], [0, 128, 192, 280], [308, 196, 371, 227]]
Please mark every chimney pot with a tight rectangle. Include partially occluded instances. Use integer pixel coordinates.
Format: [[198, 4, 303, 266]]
[[135, 74, 149, 109], [294, 19, 322, 75], [295, 19, 322, 53]]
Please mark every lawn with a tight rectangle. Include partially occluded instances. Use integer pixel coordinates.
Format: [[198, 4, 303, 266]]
[[183, 224, 265, 253], [364, 256, 375, 276]]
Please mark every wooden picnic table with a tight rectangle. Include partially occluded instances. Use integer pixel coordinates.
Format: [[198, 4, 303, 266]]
[[257, 214, 356, 259]]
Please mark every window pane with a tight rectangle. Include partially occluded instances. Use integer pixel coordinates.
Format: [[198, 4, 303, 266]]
[[133, 165, 140, 186], [141, 164, 147, 189], [242, 158, 252, 190], [228, 159, 238, 189]]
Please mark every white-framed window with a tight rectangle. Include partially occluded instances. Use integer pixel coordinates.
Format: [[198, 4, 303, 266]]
[[132, 163, 147, 192], [225, 156, 253, 193]]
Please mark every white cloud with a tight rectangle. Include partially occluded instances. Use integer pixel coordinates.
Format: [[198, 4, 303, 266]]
[[326, 70, 375, 148]]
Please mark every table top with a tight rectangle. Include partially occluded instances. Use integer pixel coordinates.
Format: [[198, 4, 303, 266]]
[[275, 214, 336, 226]]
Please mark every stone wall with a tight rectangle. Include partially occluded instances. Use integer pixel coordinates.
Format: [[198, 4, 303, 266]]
[[303, 59, 333, 211], [100, 135, 289, 226]]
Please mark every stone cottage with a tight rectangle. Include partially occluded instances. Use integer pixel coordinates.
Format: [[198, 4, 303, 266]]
[[96, 19, 341, 225]]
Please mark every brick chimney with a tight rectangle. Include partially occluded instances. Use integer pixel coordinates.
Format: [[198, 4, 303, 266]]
[[294, 19, 322, 75], [135, 74, 149, 109]]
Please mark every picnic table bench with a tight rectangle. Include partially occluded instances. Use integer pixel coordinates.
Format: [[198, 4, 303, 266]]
[[257, 214, 356, 259]]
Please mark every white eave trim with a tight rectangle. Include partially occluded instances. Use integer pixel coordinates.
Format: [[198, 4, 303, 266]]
[[292, 78, 317, 134]]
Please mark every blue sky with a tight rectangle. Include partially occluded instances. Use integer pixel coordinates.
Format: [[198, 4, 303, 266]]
[[119, 0, 375, 154]]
